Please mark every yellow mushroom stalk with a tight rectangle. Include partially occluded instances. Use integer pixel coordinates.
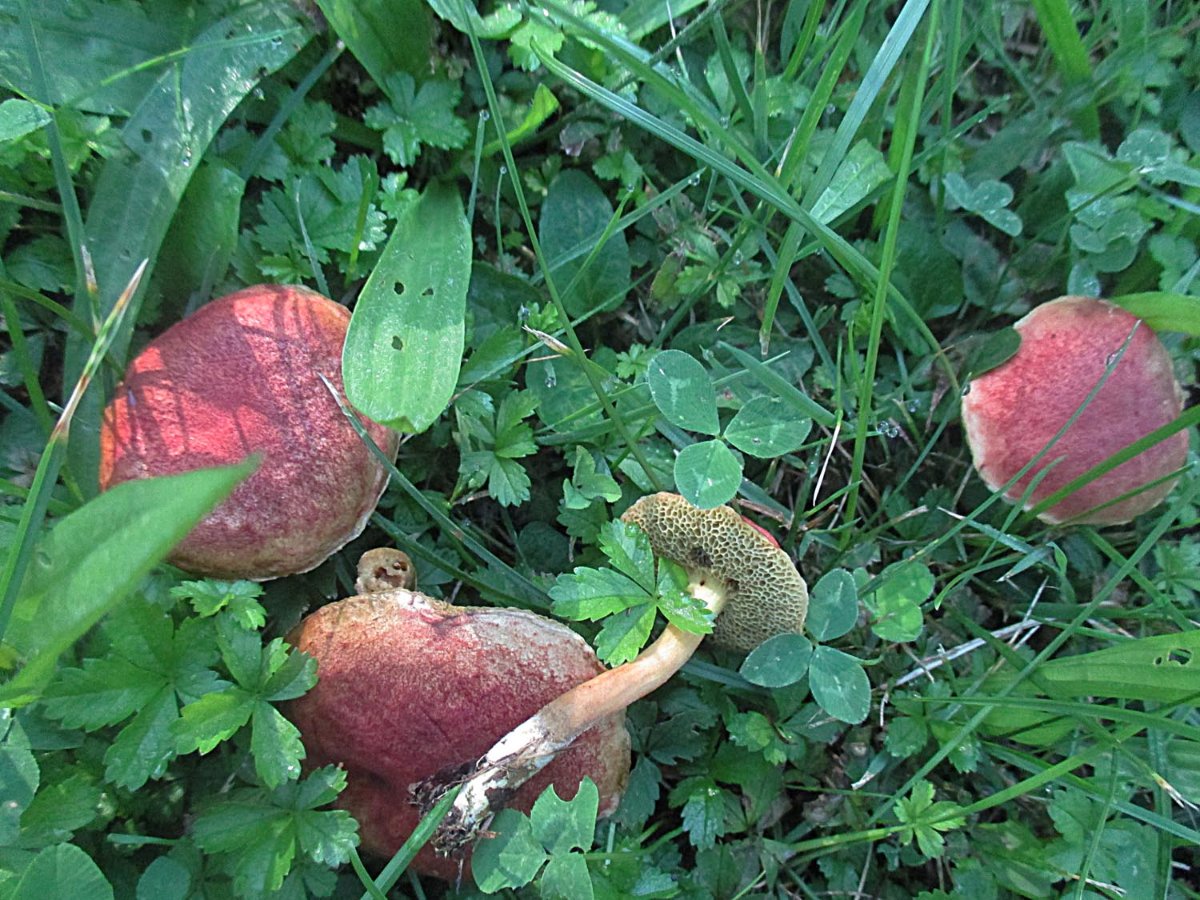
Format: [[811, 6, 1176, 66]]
[[420, 492, 809, 855]]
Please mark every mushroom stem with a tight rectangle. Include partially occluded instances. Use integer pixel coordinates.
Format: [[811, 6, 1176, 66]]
[[422, 578, 728, 854]]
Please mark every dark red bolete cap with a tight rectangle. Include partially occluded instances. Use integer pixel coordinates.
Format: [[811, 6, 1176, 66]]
[[285, 557, 630, 880], [961, 296, 1188, 525], [99, 284, 398, 579]]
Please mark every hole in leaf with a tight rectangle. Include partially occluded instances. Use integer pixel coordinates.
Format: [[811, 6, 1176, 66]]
[[393, 280, 405, 297], [391, 336, 404, 352], [421, 286, 434, 298], [141, 129, 153, 144], [1156, 648, 1192, 666]]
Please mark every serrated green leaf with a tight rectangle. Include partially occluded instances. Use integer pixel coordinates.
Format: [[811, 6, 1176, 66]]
[[656, 586, 714, 635], [597, 519, 656, 593], [531, 779, 598, 854], [594, 604, 657, 665], [723, 396, 812, 458], [40, 657, 163, 730], [104, 686, 179, 790], [805, 568, 858, 642], [472, 809, 548, 893], [174, 688, 255, 755], [679, 779, 727, 850], [740, 633, 814, 688], [673, 440, 742, 509], [550, 568, 649, 621], [809, 646, 870, 724], [250, 704, 306, 789], [365, 73, 469, 166], [647, 350, 719, 435], [1, 462, 253, 706], [344, 181, 470, 433]]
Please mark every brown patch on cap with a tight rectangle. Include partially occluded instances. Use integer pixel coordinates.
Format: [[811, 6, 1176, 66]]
[[285, 586, 631, 881], [621, 492, 809, 652], [99, 284, 398, 579], [961, 296, 1187, 525]]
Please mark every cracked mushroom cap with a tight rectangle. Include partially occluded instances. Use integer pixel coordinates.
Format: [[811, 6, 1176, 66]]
[[621, 492, 808, 652], [961, 296, 1188, 525], [98, 284, 398, 579]]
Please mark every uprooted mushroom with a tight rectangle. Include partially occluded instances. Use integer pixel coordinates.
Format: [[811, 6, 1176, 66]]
[[285, 549, 631, 880], [421, 491, 809, 854]]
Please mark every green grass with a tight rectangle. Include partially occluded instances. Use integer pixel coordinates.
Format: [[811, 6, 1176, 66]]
[[0, 0, 1198, 897]]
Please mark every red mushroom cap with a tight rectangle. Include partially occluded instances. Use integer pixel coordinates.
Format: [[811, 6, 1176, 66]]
[[99, 284, 398, 578], [285, 589, 630, 880], [961, 296, 1188, 525]]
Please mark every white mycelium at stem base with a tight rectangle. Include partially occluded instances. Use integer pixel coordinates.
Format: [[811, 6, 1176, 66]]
[[424, 492, 809, 855]]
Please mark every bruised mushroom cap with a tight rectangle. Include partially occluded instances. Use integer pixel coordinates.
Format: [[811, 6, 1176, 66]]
[[98, 284, 398, 579], [621, 492, 808, 652], [961, 296, 1187, 525], [285, 552, 631, 880]]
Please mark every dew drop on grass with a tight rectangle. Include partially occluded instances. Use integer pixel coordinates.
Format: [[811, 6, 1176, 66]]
[[479, 110, 490, 121]]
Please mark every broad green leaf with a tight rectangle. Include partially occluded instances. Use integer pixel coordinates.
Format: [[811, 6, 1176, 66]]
[[965, 326, 1020, 378], [136, 857, 193, 900], [538, 852, 593, 900], [344, 181, 471, 433], [65, 2, 310, 491], [999, 631, 1200, 704], [1111, 292, 1200, 336], [806, 568, 858, 642], [809, 139, 891, 223], [647, 350, 719, 435], [472, 809, 547, 893], [0, 720, 37, 845], [0, 98, 49, 142], [809, 646, 870, 724], [0, 0, 183, 114], [866, 560, 932, 643], [724, 396, 811, 458], [152, 161, 244, 313], [740, 633, 814, 688], [0, 462, 253, 706], [673, 440, 742, 509], [539, 169, 631, 317], [531, 779, 598, 854], [314, 0, 431, 87], [11, 843, 113, 900]]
